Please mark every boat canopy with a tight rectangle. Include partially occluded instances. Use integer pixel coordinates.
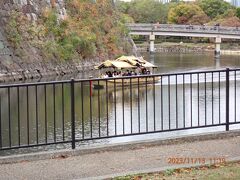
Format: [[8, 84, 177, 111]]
[[95, 56, 157, 70]]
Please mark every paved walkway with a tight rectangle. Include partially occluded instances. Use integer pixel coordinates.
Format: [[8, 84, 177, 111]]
[[0, 131, 240, 180]]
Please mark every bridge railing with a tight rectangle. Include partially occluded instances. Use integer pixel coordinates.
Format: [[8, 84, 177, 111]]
[[127, 23, 240, 35]]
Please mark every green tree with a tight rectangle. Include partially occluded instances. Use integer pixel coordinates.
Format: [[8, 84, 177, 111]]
[[236, 7, 240, 19], [198, 0, 234, 19], [115, 1, 131, 14], [168, 3, 208, 25], [118, 0, 168, 23]]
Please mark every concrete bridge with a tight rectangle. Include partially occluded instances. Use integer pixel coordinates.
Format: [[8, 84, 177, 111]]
[[127, 23, 240, 55]]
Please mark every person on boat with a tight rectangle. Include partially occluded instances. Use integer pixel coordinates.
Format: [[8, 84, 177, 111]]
[[108, 71, 113, 77], [113, 71, 117, 77], [127, 70, 132, 76], [117, 71, 121, 77], [141, 68, 147, 74], [104, 72, 109, 78]]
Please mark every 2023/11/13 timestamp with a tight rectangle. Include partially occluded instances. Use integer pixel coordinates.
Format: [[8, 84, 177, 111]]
[[167, 157, 226, 165]]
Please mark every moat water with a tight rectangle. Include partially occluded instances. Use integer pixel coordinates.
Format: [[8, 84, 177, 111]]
[[1, 52, 240, 155]]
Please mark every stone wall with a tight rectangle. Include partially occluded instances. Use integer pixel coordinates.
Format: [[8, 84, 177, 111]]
[[0, 23, 22, 80], [0, 0, 67, 22], [0, 0, 99, 82], [136, 44, 215, 53]]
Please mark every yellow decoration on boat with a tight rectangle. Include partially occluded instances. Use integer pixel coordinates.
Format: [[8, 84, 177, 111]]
[[95, 55, 157, 70]]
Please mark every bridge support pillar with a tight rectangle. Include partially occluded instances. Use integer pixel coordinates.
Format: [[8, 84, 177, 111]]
[[149, 34, 155, 53], [215, 37, 221, 57]]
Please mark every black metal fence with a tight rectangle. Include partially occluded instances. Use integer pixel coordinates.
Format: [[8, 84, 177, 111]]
[[0, 68, 240, 151]]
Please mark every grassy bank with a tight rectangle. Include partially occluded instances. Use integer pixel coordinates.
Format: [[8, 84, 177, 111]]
[[113, 161, 240, 180]]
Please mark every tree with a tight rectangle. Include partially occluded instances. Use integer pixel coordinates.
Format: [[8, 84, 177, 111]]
[[220, 16, 240, 27], [188, 14, 210, 25], [236, 7, 240, 19], [118, 0, 168, 23], [168, 3, 208, 25], [115, 1, 131, 14], [198, 0, 234, 19]]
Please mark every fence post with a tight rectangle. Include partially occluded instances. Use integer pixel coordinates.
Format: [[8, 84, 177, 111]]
[[226, 68, 229, 131], [0, 96, 1, 149], [71, 78, 76, 149]]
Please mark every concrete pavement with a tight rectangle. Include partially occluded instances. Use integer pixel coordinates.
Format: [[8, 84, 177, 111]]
[[0, 130, 240, 180]]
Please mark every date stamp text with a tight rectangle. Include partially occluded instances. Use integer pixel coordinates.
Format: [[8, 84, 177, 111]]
[[167, 157, 226, 165]]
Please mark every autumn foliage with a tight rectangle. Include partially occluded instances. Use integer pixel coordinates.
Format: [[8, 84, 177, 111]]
[[58, 0, 129, 59], [6, 0, 130, 61], [118, 0, 240, 27]]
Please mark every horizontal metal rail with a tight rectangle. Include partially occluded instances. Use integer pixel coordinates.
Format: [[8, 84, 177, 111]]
[[0, 68, 239, 152], [127, 23, 240, 36]]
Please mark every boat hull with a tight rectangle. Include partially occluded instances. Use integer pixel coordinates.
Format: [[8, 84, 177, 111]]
[[93, 76, 160, 89]]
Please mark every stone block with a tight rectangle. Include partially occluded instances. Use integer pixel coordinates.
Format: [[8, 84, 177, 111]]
[[0, 9, 8, 17], [0, 41, 4, 49], [0, 32, 4, 40]]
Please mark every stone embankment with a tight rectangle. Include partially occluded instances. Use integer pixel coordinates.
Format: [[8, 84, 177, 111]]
[[0, 0, 100, 82], [136, 43, 240, 55], [0, 28, 98, 82], [136, 43, 214, 53], [221, 50, 240, 55]]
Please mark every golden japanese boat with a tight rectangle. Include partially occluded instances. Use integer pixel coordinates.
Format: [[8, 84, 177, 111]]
[[93, 55, 160, 89]]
